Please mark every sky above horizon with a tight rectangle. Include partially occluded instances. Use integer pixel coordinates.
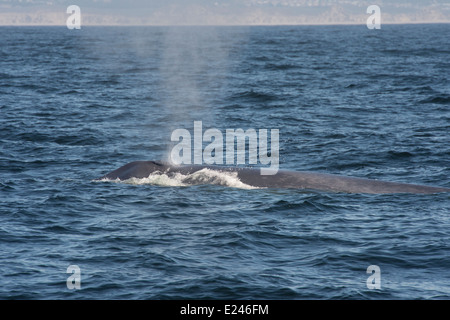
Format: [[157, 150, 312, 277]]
[[0, 0, 449, 25]]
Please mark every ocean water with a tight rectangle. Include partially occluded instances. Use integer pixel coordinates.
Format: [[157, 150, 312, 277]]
[[0, 24, 449, 300]]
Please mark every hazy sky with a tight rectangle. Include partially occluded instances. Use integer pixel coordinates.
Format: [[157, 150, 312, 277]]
[[0, 0, 449, 25]]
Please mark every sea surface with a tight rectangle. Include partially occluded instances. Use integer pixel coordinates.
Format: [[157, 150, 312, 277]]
[[0, 24, 449, 300]]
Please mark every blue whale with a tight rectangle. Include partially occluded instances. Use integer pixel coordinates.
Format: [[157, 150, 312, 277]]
[[97, 161, 450, 194]]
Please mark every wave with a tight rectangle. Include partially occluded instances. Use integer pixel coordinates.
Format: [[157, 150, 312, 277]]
[[98, 168, 258, 190], [264, 63, 298, 71], [419, 94, 450, 104], [232, 90, 277, 103]]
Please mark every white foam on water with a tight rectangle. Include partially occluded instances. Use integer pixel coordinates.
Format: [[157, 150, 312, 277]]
[[100, 168, 259, 190]]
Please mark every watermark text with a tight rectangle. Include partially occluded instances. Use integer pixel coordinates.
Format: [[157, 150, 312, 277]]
[[170, 121, 279, 175], [367, 5, 381, 29], [66, 5, 81, 30], [66, 265, 81, 290], [366, 265, 381, 289]]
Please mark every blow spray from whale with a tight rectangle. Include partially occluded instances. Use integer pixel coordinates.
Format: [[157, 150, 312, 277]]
[[97, 160, 450, 194]]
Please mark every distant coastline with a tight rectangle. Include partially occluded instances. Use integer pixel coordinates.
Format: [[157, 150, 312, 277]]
[[0, 2, 449, 27]]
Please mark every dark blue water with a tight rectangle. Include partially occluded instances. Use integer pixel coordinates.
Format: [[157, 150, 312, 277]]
[[0, 24, 449, 300]]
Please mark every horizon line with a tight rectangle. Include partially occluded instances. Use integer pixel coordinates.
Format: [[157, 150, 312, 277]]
[[1, 21, 449, 27]]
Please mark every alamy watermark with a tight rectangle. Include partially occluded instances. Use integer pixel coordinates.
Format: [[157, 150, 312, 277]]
[[366, 265, 381, 290], [170, 121, 279, 175], [66, 265, 81, 290], [367, 5, 381, 29], [66, 5, 81, 29]]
